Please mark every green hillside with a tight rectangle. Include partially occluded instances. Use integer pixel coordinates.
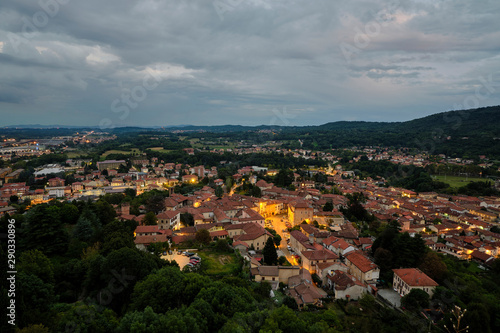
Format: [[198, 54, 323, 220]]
[[280, 105, 500, 158]]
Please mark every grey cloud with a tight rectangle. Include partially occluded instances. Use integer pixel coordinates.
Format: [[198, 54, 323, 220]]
[[0, 0, 499, 126]]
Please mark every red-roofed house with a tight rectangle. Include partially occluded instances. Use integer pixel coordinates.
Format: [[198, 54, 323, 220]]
[[344, 251, 379, 284], [470, 250, 495, 265], [288, 200, 313, 225], [289, 230, 315, 255], [392, 268, 439, 297], [135, 225, 162, 236], [326, 270, 367, 300], [134, 234, 169, 251], [157, 210, 180, 230], [301, 248, 339, 273], [288, 282, 323, 310], [331, 238, 356, 256], [226, 222, 271, 251]]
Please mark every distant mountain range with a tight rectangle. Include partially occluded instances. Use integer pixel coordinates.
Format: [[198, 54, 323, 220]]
[[3, 106, 499, 134], [2, 106, 499, 158], [1, 124, 192, 129], [153, 105, 500, 135]]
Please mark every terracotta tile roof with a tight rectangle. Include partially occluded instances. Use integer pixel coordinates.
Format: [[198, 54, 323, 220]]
[[252, 265, 279, 277], [300, 224, 317, 235], [323, 236, 341, 247], [330, 238, 351, 250], [302, 248, 339, 261], [157, 210, 179, 219], [293, 282, 322, 304], [232, 241, 249, 248], [470, 250, 494, 263], [327, 270, 365, 290], [345, 251, 378, 273], [134, 234, 169, 245], [392, 268, 438, 287], [210, 230, 228, 237], [171, 234, 195, 243], [290, 230, 309, 243], [293, 201, 312, 209]]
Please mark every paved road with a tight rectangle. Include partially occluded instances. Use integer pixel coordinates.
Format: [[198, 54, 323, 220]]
[[266, 214, 300, 266]]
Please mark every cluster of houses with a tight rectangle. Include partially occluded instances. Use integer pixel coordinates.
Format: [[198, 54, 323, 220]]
[[334, 177, 500, 263], [123, 182, 453, 309], [1, 151, 498, 309], [0, 158, 222, 209]]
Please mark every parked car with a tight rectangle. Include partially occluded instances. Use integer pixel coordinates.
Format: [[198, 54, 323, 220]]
[[287, 245, 292, 251], [191, 256, 201, 261]]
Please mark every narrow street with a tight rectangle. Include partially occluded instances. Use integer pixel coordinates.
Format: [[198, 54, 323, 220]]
[[266, 213, 300, 266]]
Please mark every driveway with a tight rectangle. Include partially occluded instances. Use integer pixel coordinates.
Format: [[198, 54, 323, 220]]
[[378, 288, 402, 308]]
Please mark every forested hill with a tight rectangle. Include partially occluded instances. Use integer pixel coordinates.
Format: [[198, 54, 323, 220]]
[[277, 106, 500, 158], [315, 106, 500, 134]]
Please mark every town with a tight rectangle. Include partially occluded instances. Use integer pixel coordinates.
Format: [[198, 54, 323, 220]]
[[1, 128, 500, 328]]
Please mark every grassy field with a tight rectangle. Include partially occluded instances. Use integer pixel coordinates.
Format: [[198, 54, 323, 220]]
[[147, 147, 173, 153], [66, 151, 88, 158], [101, 148, 140, 158], [189, 138, 236, 150], [198, 249, 240, 276], [432, 175, 484, 188]]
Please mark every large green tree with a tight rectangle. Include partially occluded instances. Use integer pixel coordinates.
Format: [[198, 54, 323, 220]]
[[130, 266, 186, 313], [142, 212, 158, 226], [21, 204, 69, 255], [263, 237, 278, 265], [401, 289, 429, 311], [195, 229, 211, 245], [17, 250, 54, 284]]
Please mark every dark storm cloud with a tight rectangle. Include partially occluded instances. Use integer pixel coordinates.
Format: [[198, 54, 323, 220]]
[[0, 0, 499, 126]]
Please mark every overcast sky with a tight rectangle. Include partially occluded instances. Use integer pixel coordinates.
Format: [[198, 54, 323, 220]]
[[1, 0, 499, 128]]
